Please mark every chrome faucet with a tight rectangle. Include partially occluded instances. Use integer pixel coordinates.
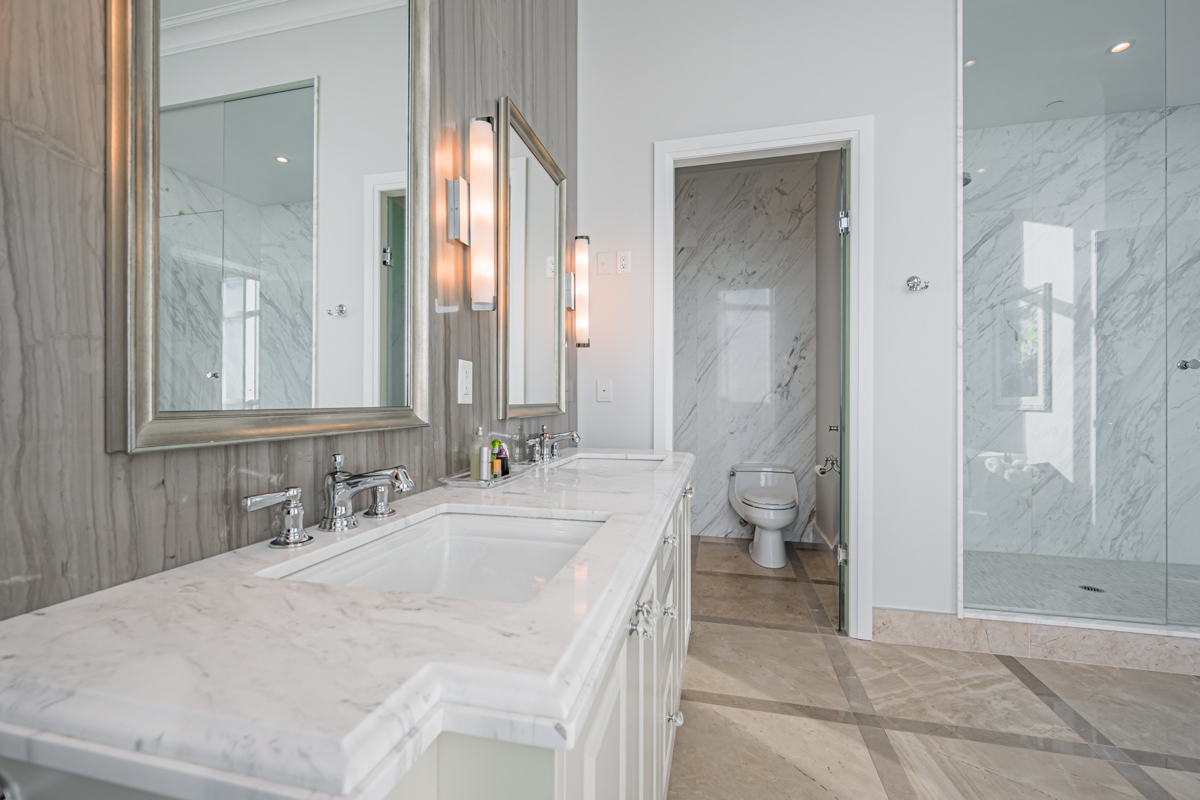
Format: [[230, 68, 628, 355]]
[[319, 453, 415, 532], [525, 425, 581, 463]]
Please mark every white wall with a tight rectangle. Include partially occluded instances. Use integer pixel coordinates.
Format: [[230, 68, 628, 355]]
[[577, 0, 958, 613], [814, 151, 841, 549], [162, 8, 409, 408]]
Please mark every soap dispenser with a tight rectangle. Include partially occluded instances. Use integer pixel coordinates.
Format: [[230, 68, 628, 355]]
[[469, 426, 491, 481]]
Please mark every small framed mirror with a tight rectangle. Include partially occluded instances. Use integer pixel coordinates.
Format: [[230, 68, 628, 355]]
[[497, 97, 567, 419], [106, 0, 431, 452]]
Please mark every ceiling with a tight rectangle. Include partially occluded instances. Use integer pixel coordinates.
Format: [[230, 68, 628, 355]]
[[160, 86, 315, 207], [963, 0, 1200, 128]]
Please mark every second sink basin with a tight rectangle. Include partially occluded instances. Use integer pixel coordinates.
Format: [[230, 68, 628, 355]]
[[273, 511, 607, 604]]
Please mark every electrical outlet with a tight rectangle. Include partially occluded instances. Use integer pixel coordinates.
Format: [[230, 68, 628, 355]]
[[457, 359, 473, 404], [617, 250, 632, 274], [596, 379, 613, 402], [546, 255, 555, 277], [597, 252, 614, 275]]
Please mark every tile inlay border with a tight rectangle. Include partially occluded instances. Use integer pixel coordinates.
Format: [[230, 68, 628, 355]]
[[682, 537, 1196, 800]]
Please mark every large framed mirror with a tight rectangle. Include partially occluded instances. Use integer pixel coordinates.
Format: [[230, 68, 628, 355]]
[[497, 98, 567, 419], [106, 0, 430, 452]]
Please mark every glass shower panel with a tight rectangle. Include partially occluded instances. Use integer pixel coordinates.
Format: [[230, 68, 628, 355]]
[[1165, 58, 1200, 625], [962, 0, 1170, 624]]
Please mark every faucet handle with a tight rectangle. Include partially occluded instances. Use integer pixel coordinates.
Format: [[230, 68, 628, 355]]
[[242, 487, 314, 549], [363, 485, 396, 518]]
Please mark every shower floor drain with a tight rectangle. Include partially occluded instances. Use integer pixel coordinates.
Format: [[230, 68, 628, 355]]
[[1079, 585, 1106, 593]]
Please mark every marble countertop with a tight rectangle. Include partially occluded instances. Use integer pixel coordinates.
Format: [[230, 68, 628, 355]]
[[0, 449, 694, 800]]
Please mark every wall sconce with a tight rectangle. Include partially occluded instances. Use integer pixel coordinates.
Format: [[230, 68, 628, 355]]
[[447, 177, 469, 245], [574, 235, 590, 348], [469, 116, 496, 311]]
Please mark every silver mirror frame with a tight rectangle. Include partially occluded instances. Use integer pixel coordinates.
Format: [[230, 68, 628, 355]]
[[496, 97, 568, 420], [105, 0, 432, 452]]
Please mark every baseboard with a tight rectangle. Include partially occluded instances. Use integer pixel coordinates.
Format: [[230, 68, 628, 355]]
[[873, 608, 1200, 676]]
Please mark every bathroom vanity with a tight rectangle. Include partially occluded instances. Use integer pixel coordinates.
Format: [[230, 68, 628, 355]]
[[0, 450, 693, 800]]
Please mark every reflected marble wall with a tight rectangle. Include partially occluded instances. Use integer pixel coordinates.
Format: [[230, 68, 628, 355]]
[[674, 159, 817, 541], [159, 166, 313, 411], [0, 0, 578, 622], [963, 105, 1200, 570]]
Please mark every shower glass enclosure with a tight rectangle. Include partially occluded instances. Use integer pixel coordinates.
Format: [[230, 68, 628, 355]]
[[962, 0, 1200, 626]]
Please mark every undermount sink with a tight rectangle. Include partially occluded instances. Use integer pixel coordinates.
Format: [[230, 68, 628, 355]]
[[271, 511, 607, 603]]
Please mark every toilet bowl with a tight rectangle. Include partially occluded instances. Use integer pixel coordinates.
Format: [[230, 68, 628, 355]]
[[728, 463, 799, 569]]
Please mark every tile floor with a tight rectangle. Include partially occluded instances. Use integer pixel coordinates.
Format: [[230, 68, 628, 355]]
[[668, 537, 1200, 800]]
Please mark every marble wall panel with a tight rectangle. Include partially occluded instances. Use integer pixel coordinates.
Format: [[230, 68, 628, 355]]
[[257, 201, 314, 410], [674, 159, 818, 542], [0, 0, 577, 621], [963, 106, 1197, 586]]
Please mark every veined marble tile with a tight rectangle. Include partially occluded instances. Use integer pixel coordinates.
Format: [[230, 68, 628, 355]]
[[158, 211, 224, 412], [963, 124, 1035, 213], [675, 158, 819, 544], [682, 621, 848, 710], [890, 732, 1141, 800], [842, 640, 1085, 741], [675, 158, 817, 248], [1021, 657, 1200, 759], [159, 165, 223, 217], [258, 201, 315, 410], [667, 701, 888, 800]]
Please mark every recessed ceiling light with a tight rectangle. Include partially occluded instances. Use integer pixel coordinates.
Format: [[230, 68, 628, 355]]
[[976, 168, 986, 173], [1109, 41, 1132, 54], [964, 60, 976, 67], [276, 156, 289, 163]]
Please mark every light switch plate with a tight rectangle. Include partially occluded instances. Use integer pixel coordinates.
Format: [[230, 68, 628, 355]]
[[457, 359, 473, 404], [617, 250, 632, 274], [596, 379, 613, 402], [597, 252, 614, 275]]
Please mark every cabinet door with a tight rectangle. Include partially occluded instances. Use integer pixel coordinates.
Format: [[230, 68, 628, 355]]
[[624, 570, 658, 800], [576, 640, 628, 800]]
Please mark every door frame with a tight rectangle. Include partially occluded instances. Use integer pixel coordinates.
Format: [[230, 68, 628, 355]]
[[651, 117, 876, 639]]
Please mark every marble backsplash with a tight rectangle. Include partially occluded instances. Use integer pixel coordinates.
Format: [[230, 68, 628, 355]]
[[159, 166, 314, 411], [674, 158, 818, 541], [963, 105, 1200, 567]]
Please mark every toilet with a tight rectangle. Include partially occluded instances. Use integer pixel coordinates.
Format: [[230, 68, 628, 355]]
[[728, 463, 800, 569]]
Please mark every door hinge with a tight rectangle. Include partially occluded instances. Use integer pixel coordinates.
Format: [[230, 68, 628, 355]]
[[382, 246, 393, 268], [836, 543, 848, 566], [838, 211, 850, 235]]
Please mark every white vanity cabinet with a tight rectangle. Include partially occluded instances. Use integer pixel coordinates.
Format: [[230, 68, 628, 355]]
[[0, 476, 694, 800], [555, 484, 692, 800], [393, 485, 693, 800]]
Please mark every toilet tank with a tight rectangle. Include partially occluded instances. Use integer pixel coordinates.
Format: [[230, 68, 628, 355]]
[[730, 463, 796, 495]]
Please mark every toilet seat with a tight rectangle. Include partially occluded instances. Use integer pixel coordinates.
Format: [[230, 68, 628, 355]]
[[741, 487, 797, 510]]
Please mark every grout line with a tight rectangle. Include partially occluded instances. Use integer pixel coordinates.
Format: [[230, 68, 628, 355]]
[[681, 689, 1200, 774], [692, 614, 823, 634], [786, 543, 919, 799], [694, 569, 797, 583], [996, 655, 1177, 800]]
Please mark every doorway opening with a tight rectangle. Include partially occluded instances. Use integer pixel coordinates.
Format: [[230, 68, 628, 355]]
[[652, 117, 875, 639]]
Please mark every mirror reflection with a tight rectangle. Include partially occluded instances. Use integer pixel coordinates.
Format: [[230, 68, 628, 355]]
[[505, 127, 561, 407], [157, 1, 409, 412]]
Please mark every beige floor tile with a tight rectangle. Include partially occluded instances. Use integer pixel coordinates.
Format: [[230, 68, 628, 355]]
[[1142, 766, 1200, 799], [667, 700, 889, 800], [696, 538, 793, 578], [692, 572, 814, 626], [814, 583, 840, 627], [794, 546, 838, 583], [843, 640, 1084, 741], [1021, 657, 1200, 759], [890, 732, 1141, 800], [683, 621, 849, 710]]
